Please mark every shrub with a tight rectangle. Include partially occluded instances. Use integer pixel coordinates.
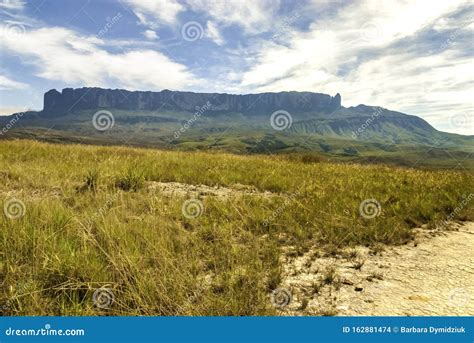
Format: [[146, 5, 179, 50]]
[[115, 167, 145, 191]]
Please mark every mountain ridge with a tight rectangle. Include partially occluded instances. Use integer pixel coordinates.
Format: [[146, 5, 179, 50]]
[[1, 87, 472, 165], [42, 87, 343, 117]]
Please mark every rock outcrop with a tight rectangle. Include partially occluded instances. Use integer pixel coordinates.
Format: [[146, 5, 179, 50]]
[[42, 87, 342, 117]]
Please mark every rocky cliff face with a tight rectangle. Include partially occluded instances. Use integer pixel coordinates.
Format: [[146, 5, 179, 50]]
[[42, 87, 342, 117]]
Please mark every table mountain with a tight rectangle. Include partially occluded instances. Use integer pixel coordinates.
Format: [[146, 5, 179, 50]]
[[1, 87, 472, 163], [42, 87, 342, 117]]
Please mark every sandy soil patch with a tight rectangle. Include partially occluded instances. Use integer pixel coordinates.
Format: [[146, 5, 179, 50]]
[[275, 222, 474, 316], [147, 181, 277, 198]]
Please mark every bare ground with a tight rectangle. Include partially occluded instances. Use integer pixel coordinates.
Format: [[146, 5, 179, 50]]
[[276, 222, 474, 316], [147, 181, 277, 198], [0, 182, 277, 199]]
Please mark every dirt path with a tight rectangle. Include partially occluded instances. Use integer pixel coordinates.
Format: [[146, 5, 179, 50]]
[[277, 222, 474, 316]]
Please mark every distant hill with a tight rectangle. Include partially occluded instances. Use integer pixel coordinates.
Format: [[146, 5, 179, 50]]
[[1, 87, 473, 167]]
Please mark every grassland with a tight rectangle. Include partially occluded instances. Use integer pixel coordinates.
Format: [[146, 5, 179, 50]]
[[0, 139, 472, 315]]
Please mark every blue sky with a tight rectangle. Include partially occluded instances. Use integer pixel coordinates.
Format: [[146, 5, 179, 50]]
[[0, 0, 472, 134]]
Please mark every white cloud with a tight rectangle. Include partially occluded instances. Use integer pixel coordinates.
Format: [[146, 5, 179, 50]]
[[0, 27, 199, 90], [241, 0, 470, 88], [142, 29, 159, 40], [124, 0, 281, 44], [239, 30, 342, 89], [125, 0, 281, 34], [341, 0, 464, 47], [125, 0, 184, 27], [187, 0, 281, 34], [0, 0, 25, 10], [0, 75, 28, 90], [206, 20, 224, 45], [0, 106, 29, 115], [235, 0, 474, 134]]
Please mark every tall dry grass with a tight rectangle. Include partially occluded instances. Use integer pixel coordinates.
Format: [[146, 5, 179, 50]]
[[0, 140, 472, 315]]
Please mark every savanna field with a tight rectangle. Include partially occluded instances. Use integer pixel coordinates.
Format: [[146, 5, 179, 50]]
[[0, 139, 473, 315]]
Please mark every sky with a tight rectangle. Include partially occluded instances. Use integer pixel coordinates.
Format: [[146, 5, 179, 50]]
[[0, 0, 473, 135]]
